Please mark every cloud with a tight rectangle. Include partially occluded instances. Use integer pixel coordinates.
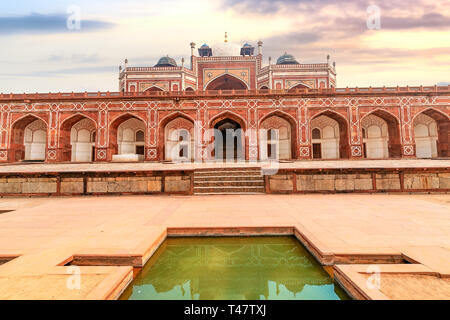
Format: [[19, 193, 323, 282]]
[[0, 13, 114, 35], [223, 0, 369, 14], [382, 13, 450, 29], [47, 53, 102, 64], [261, 31, 322, 53], [223, 0, 450, 30], [3, 65, 117, 78]]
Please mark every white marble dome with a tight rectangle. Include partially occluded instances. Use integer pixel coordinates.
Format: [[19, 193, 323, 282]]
[[212, 42, 241, 56]]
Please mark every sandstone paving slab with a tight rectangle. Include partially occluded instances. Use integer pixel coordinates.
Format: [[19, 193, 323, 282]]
[[333, 263, 450, 300], [0, 193, 448, 299], [398, 246, 450, 277]]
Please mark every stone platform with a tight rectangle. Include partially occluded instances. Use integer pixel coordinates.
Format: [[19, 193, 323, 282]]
[[0, 193, 449, 300], [0, 159, 448, 196], [0, 159, 449, 173]]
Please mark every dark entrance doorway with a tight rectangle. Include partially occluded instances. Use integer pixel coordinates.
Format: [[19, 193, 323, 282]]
[[214, 119, 243, 161], [313, 143, 322, 159]]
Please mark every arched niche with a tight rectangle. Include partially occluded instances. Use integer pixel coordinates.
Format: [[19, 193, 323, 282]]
[[260, 115, 294, 160]]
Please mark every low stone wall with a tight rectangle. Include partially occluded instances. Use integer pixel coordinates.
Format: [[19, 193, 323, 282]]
[[267, 168, 450, 194], [1, 166, 449, 196], [0, 171, 193, 196]]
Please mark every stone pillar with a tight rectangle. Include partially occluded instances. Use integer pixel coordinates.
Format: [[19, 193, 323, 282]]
[[297, 100, 312, 159], [0, 106, 10, 162], [95, 103, 109, 162], [194, 101, 208, 162], [400, 101, 416, 158], [348, 105, 364, 159], [247, 100, 258, 161], [45, 105, 59, 162], [146, 103, 158, 161]]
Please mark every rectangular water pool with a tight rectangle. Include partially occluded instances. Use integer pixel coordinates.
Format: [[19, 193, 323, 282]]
[[120, 236, 349, 300]]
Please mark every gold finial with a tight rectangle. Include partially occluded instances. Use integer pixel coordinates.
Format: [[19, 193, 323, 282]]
[[224, 32, 228, 43]]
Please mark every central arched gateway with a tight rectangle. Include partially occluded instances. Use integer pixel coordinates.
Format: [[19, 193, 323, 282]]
[[205, 74, 247, 91], [213, 119, 244, 161]]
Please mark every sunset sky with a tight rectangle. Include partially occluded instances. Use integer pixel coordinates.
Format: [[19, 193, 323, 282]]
[[0, 0, 449, 92]]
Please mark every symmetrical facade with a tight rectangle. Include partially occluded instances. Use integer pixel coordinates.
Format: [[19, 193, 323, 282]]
[[119, 41, 336, 93], [0, 40, 449, 164]]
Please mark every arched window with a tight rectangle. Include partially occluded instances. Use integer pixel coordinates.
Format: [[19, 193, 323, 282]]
[[312, 128, 321, 139], [136, 130, 145, 142]]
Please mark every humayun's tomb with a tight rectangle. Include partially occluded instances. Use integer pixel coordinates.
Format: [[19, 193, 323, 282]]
[[0, 37, 449, 164]]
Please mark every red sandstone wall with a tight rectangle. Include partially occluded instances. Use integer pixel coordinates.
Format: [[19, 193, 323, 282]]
[[0, 89, 449, 163]]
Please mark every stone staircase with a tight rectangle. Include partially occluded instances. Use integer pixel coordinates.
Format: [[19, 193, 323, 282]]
[[193, 168, 265, 195]]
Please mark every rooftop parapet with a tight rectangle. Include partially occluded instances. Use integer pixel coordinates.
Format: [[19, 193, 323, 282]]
[[1, 85, 449, 102]]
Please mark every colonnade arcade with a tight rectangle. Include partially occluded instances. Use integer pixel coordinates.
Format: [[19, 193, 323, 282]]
[[4, 100, 449, 163]]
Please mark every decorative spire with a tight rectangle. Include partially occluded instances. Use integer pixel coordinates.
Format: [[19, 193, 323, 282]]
[[224, 32, 228, 43]]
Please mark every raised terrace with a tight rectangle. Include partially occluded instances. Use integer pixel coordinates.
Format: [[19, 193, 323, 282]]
[[0, 160, 448, 196], [0, 193, 449, 300]]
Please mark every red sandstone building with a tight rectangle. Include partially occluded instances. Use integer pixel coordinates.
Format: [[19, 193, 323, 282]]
[[1, 39, 449, 164]]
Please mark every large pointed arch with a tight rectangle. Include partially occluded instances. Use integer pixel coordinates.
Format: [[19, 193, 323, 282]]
[[205, 74, 249, 90], [361, 109, 401, 158], [413, 108, 449, 157], [259, 110, 298, 159], [311, 110, 350, 159], [10, 114, 48, 162], [108, 113, 147, 161], [288, 83, 312, 91], [209, 111, 247, 160], [144, 85, 164, 92], [209, 111, 247, 131], [159, 112, 195, 161], [59, 114, 97, 162]]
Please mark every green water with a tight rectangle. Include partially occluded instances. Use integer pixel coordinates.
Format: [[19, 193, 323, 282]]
[[121, 237, 349, 300]]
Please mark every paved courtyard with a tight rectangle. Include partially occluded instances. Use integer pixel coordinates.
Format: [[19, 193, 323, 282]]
[[0, 193, 449, 299]]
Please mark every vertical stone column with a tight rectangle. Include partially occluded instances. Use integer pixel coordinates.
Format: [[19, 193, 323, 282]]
[[46, 104, 60, 162], [146, 102, 158, 161], [0, 105, 10, 162], [247, 99, 258, 161], [400, 98, 415, 158], [297, 99, 312, 159], [195, 100, 208, 162], [348, 103, 364, 159], [95, 103, 109, 161]]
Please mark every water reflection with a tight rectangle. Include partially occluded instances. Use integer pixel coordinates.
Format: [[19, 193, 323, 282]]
[[121, 237, 349, 300]]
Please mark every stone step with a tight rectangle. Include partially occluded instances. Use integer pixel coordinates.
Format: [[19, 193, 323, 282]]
[[194, 170, 262, 177], [194, 186, 265, 193], [195, 167, 261, 172], [195, 192, 265, 195], [194, 175, 264, 181], [194, 180, 264, 187]]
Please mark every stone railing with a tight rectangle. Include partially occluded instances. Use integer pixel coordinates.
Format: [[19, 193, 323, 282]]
[[1, 85, 449, 102]]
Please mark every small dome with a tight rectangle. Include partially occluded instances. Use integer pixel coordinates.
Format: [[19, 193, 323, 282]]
[[154, 56, 177, 67], [242, 43, 252, 48], [200, 43, 210, 48], [276, 52, 299, 65]]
